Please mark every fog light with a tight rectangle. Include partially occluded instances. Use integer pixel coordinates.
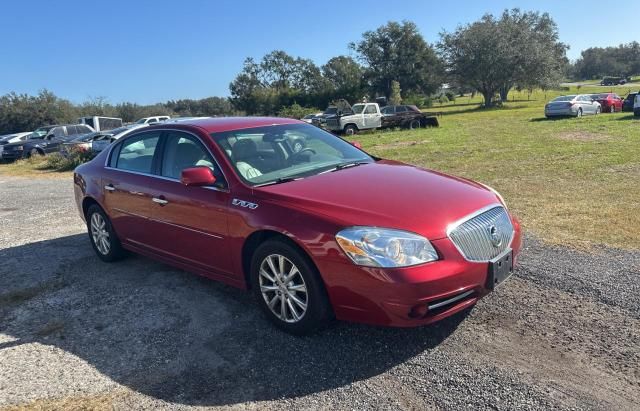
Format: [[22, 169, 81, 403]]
[[408, 304, 428, 318]]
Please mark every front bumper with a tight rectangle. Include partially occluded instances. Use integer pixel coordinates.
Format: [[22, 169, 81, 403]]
[[0, 149, 25, 160], [318, 217, 523, 327]]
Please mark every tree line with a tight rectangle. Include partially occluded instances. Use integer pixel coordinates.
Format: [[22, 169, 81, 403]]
[[4, 8, 634, 135]]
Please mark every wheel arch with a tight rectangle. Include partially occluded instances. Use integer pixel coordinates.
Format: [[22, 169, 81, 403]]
[[241, 229, 320, 290], [81, 196, 102, 220]]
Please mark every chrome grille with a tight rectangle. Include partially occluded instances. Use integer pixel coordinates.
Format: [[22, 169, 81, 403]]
[[448, 206, 514, 262], [326, 118, 339, 128]]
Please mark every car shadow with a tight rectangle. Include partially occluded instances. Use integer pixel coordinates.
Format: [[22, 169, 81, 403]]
[[0, 234, 468, 406], [616, 114, 640, 121]]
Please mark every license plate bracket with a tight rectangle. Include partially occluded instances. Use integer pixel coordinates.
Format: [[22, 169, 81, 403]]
[[487, 249, 513, 290]]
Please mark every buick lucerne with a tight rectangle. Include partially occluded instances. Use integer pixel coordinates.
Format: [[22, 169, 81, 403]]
[[74, 117, 522, 334]]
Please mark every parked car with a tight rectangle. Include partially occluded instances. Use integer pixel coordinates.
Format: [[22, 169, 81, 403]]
[[301, 113, 323, 124], [622, 92, 638, 112], [74, 117, 522, 334], [312, 100, 354, 127], [634, 94, 640, 116], [0, 132, 32, 158], [77, 116, 123, 132], [135, 116, 171, 125], [600, 76, 627, 86], [544, 95, 601, 118], [60, 131, 116, 157], [589, 93, 622, 113], [325, 102, 384, 135], [381, 105, 440, 129], [0, 124, 94, 160]]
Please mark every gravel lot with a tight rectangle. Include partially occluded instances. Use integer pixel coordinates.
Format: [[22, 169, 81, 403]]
[[0, 175, 638, 410]]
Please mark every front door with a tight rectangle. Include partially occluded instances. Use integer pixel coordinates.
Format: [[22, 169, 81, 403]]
[[102, 130, 163, 249], [146, 130, 233, 276]]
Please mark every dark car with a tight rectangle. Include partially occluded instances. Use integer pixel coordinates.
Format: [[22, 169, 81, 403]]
[[589, 93, 623, 113], [600, 76, 627, 86], [622, 92, 638, 112], [74, 117, 522, 334], [60, 131, 116, 157], [1, 124, 94, 160], [381, 105, 440, 129], [312, 100, 354, 127]]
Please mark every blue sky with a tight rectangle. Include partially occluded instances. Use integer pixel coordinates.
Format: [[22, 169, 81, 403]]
[[1, 0, 638, 104]]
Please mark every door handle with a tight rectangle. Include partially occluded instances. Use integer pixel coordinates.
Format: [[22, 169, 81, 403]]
[[152, 197, 169, 205], [104, 184, 115, 191]]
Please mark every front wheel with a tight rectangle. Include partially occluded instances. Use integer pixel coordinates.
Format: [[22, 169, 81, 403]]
[[29, 148, 42, 158], [576, 108, 583, 118], [86, 204, 126, 262], [610, 105, 616, 113], [250, 240, 331, 335], [343, 124, 358, 136], [595, 106, 601, 115]]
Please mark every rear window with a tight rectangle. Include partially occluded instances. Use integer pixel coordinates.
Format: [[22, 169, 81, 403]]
[[552, 95, 576, 102]]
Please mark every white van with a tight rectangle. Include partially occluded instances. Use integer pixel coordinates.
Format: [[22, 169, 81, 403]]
[[135, 116, 171, 125], [77, 116, 123, 132]]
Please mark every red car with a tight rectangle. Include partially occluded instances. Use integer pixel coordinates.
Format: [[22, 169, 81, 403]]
[[74, 117, 522, 334], [590, 93, 623, 113]]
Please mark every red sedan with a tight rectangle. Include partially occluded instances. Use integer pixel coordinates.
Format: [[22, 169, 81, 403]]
[[590, 93, 623, 113], [73, 117, 522, 334]]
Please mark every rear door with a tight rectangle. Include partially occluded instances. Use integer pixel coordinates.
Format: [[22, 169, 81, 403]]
[[102, 130, 164, 249], [145, 130, 233, 275]]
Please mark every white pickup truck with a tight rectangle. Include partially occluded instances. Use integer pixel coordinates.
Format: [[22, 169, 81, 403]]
[[324, 102, 383, 135]]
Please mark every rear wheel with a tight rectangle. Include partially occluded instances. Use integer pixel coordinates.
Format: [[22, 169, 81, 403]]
[[250, 240, 331, 335], [610, 105, 616, 113], [86, 204, 126, 262], [343, 124, 358, 136], [576, 108, 583, 118], [408, 119, 421, 130]]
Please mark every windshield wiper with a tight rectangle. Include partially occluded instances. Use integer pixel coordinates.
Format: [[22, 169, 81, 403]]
[[320, 161, 370, 174], [254, 176, 303, 187]]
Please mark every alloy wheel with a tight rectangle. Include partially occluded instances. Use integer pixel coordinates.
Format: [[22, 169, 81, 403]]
[[259, 254, 308, 323], [90, 212, 110, 255]]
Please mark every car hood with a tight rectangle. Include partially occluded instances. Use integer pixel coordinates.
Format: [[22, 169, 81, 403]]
[[257, 160, 501, 240]]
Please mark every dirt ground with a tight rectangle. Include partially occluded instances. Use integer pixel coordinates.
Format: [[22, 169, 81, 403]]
[[0, 175, 638, 410]]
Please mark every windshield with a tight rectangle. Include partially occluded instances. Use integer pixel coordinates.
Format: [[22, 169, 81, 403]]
[[552, 95, 576, 102], [323, 107, 337, 115], [212, 123, 373, 186], [351, 104, 365, 114], [28, 127, 53, 139], [135, 118, 148, 124]]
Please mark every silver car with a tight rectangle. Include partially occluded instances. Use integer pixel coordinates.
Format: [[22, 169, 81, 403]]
[[545, 95, 601, 118]]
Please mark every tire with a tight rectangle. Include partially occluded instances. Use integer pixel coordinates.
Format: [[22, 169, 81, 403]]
[[86, 204, 126, 262], [250, 239, 331, 335], [29, 148, 41, 158], [610, 105, 616, 113], [576, 108, 583, 118], [595, 106, 601, 115], [343, 124, 358, 136], [408, 119, 421, 130]]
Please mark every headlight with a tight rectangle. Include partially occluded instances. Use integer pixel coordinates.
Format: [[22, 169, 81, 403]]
[[480, 183, 506, 207], [336, 227, 438, 268], [15, 146, 24, 151]]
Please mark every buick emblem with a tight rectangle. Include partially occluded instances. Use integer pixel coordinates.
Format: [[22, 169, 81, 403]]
[[488, 225, 502, 248]]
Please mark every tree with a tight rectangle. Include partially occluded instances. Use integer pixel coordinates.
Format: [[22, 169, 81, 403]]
[[0, 90, 77, 134], [439, 9, 567, 107], [572, 42, 640, 80], [389, 80, 402, 105], [322, 56, 365, 102], [350, 21, 442, 99]]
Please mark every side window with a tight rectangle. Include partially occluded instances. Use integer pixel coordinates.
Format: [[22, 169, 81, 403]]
[[396, 106, 408, 113], [148, 118, 158, 124], [364, 105, 377, 114], [80, 125, 92, 134], [113, 132, 161, 174], [68, 126, 79, 135], [381, 106, 394, 115], [161, 131, 221, 181], [52, 127, 65, 138]]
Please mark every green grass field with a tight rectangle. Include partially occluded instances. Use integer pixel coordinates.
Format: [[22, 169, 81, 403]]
[[360, 84, 640, 249]]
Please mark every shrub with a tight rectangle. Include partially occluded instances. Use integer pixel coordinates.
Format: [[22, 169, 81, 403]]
[[438, 94, 449, 104], [403, 93, 425, 108], [39, 149, 97, 172], [277, 103, 320, 119], [445, 91, 456, 102]]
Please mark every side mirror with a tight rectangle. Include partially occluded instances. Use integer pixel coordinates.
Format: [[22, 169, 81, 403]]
[[181, 166, 216, 186], [351, 141, 362, 149]]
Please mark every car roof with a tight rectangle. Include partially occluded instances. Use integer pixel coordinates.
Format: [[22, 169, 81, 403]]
[[152, 116, 302, 133]]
